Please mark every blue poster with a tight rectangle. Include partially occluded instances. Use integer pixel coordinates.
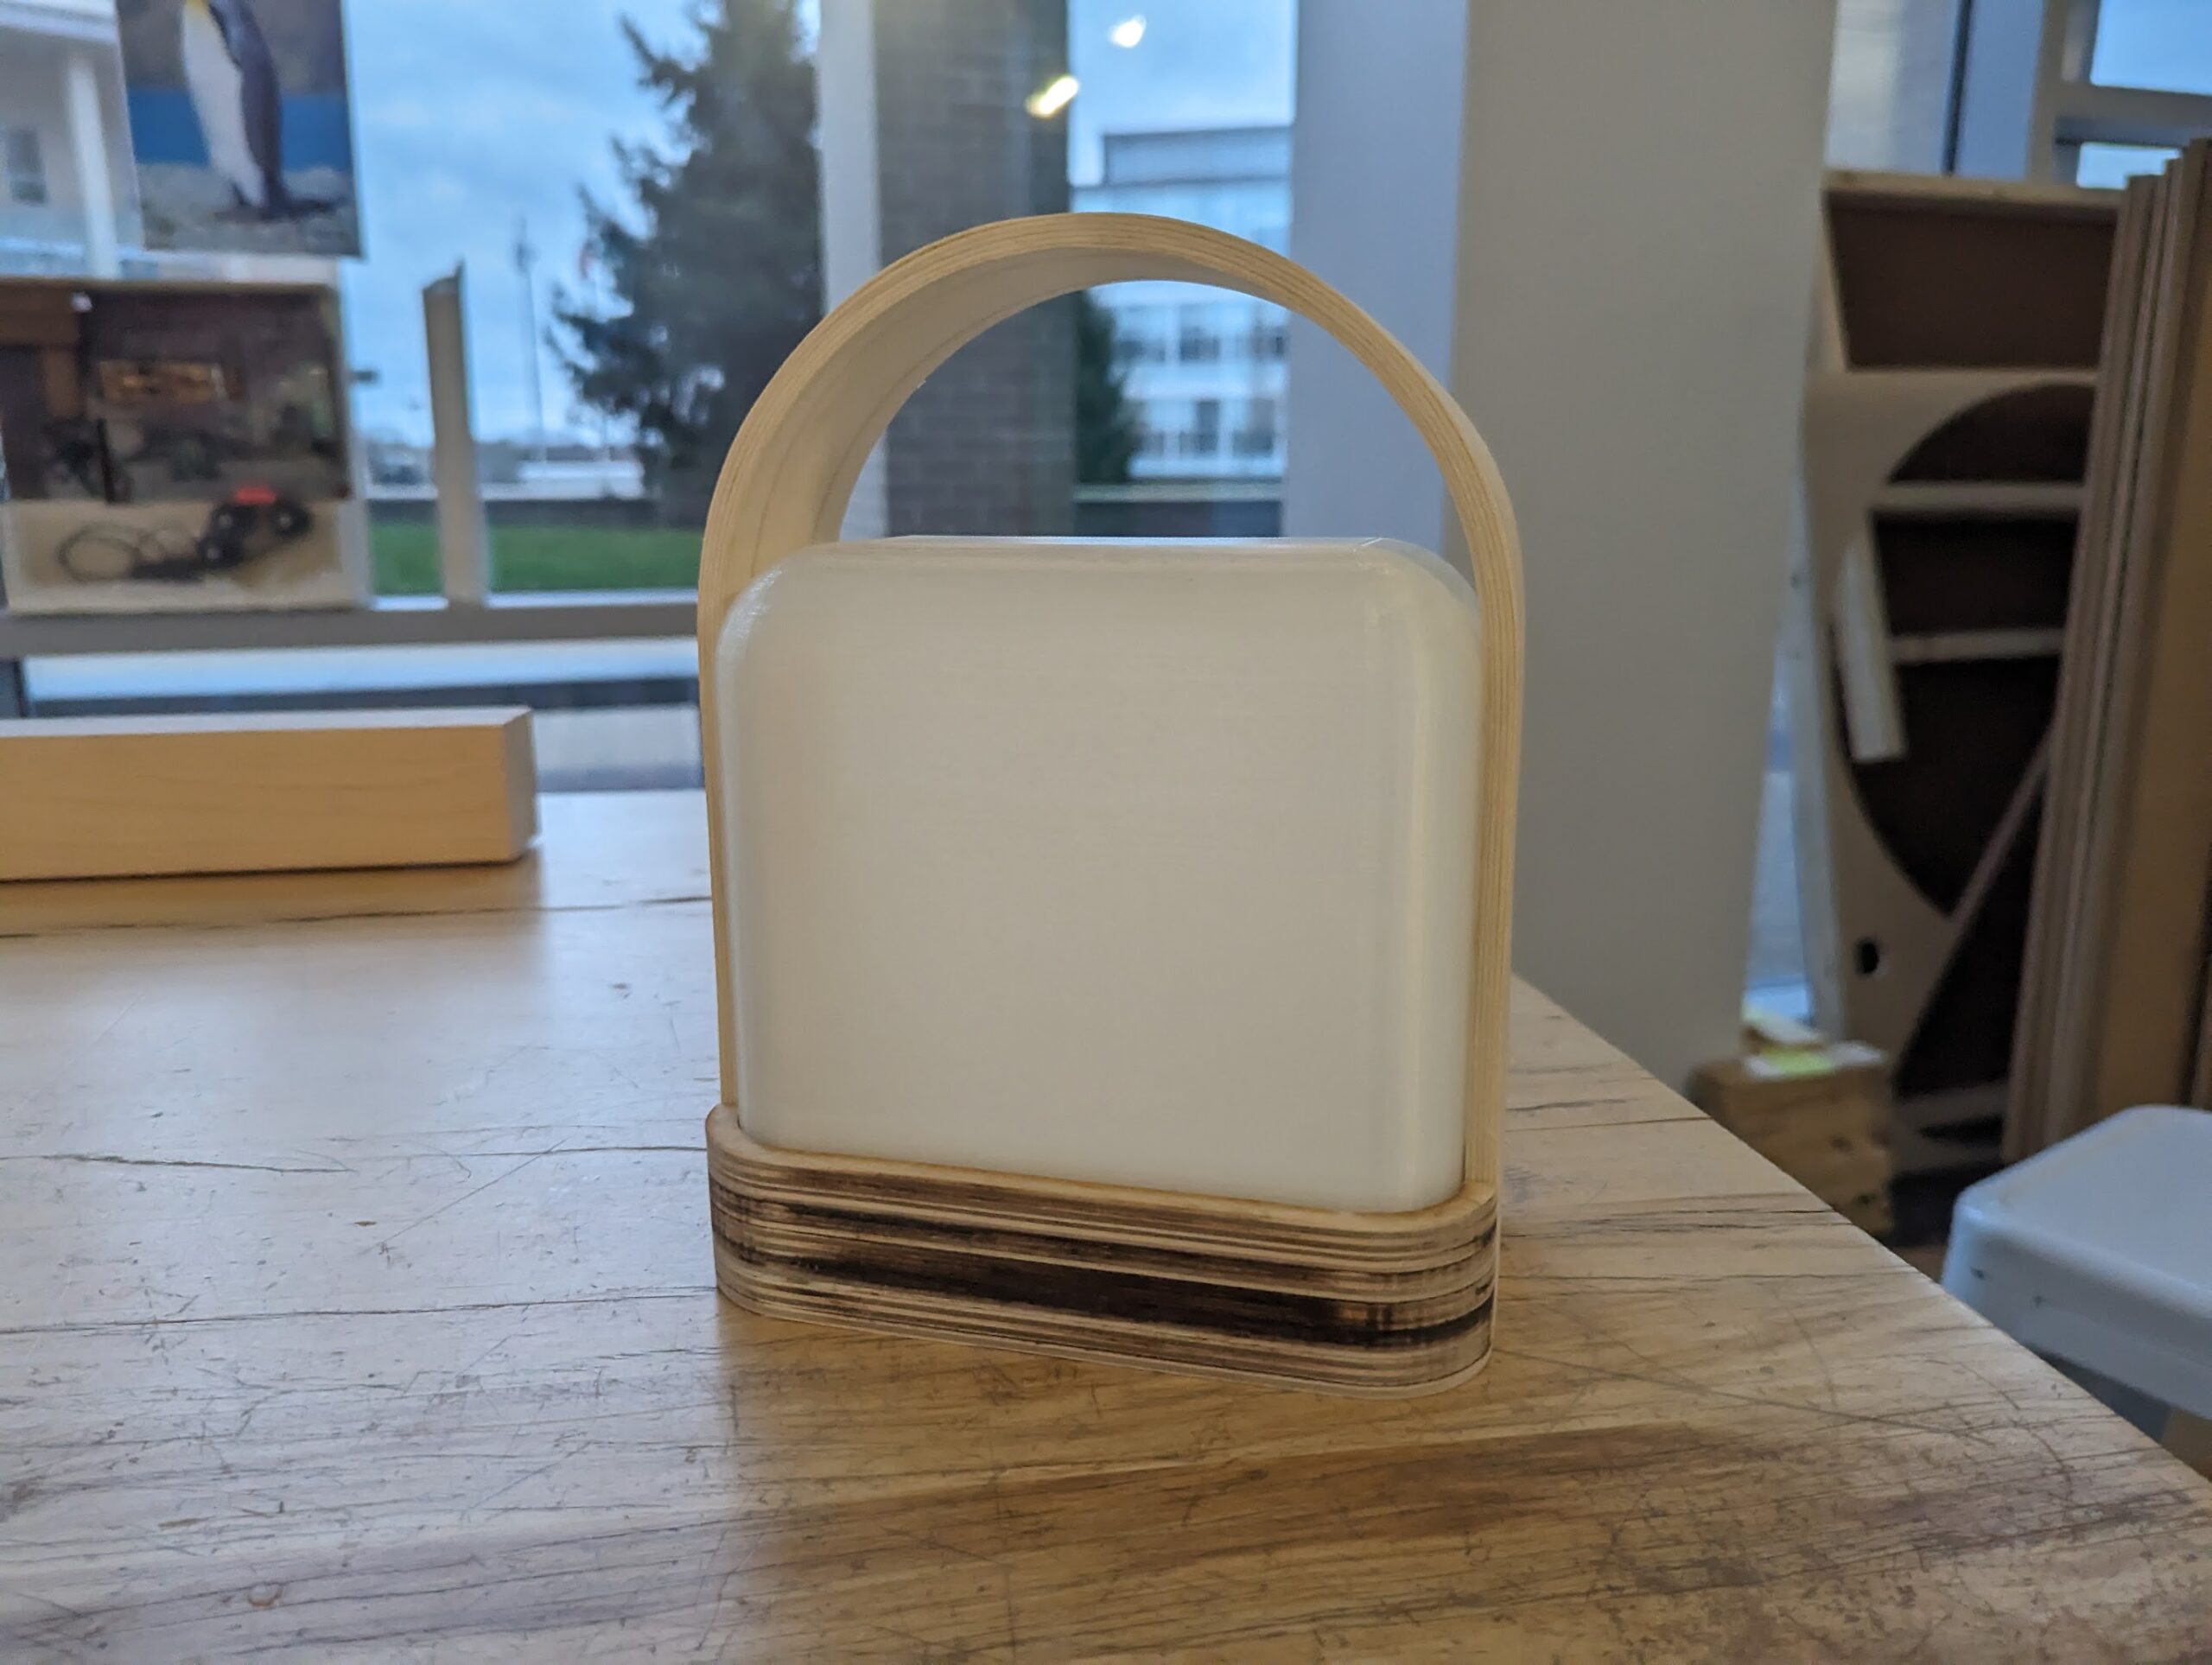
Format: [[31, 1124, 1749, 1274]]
[[117, 0, 360, 257]]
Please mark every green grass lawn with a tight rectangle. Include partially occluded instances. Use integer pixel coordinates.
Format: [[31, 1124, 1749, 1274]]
[[372, 522, 703, 596]]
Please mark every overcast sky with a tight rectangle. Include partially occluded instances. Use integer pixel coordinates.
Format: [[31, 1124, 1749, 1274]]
[[340, 0, 1295, 445]]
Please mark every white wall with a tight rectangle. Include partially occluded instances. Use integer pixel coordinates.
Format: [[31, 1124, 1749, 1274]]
[[1282, 0, 1467, 561], [1827, 0, 1961, 171], [1291, 0, 1836, 1089]]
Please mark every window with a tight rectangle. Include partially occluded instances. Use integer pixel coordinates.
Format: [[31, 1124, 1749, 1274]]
[[1232, 396, 1278, 457], [1186, 397, 1221, 457], [1251, 316, 1288, 360], [1940, 0, 2212, 181], [2075, 141, 2183, 186], [336, 1, 767, 598], [1824, 0, 1960, 171], [4, 1, 1299, 759], [1068, 2, 1294, 514], [2089, 0, 2212, 96], [1115, 328, 1166, 364], [3, 128, 47, 207]]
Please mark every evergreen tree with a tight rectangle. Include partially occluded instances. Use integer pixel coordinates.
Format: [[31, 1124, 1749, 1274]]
[[1075, 291, 1140, 485], [556, 0, 821, 513]]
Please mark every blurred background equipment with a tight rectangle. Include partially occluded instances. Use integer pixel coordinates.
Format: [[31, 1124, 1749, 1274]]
[[0, 275, 367, 612]]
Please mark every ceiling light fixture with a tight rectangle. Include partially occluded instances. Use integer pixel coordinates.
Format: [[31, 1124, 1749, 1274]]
[[1025, 73, 1079, 118]]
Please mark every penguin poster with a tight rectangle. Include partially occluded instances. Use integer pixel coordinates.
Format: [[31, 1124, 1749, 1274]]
[[115, 0, 360, 257]]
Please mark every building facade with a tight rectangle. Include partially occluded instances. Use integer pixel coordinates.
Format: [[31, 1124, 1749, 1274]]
[[0, 0, 135, 276], [1074, 124, 1288, 482]]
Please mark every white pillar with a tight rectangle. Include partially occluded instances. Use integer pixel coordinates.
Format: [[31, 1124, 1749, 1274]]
[[62, 48, 119, 278], [814, 0, 887, 540], [1953, 0, 2069, 180], [423, 270, 493, 605], [1288, 0, 1838, 1090], [1827, 0, 1963, 172]]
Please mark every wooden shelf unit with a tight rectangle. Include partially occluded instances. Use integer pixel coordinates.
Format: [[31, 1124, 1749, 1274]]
[[1789, 171, 2120, 1177]]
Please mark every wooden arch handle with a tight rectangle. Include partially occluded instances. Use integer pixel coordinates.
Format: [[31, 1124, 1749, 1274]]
[[697, 212, 1523, 1190]]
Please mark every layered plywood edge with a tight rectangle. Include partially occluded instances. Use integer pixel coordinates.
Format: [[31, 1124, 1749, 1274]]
[[692, 214, 1523, 1394], [2012, 143, 2212, 1157], [707, 1111, 1497, 1395], [1789, 172, 2119, 1177]]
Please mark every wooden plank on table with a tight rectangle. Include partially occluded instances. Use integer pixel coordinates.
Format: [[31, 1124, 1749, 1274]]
[[0, 709, 537, 880]]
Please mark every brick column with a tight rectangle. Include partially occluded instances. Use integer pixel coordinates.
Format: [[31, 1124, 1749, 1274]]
[[868, 0, 1074, 536]]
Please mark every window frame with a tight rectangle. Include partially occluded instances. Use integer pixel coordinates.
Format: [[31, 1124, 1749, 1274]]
[[3, 126, 48, 207], [1955, 0, 2212, 181]]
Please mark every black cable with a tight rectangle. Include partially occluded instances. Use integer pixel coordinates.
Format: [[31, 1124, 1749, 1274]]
[[51, 497, 314, 584], [54, 521, 203, 584]]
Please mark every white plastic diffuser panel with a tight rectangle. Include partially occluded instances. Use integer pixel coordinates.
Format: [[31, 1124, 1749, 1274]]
[[714, 537, 1481, 1211]]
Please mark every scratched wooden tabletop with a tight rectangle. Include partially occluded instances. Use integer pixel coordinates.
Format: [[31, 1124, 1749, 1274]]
[[3, 790, 2209, 1661]]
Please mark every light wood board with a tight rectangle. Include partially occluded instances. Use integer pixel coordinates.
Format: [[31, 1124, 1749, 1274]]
[[0, 709, 537, 880], [2082, 146, 2212, 1128], [2014, 142, 2212, 1154], [2012, 177, 2161, 1154]]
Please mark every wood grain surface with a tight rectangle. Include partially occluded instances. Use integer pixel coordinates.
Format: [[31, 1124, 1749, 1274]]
[[0, 709, 537, 881], [2, 792, 2209, 1660], [0, 789, 709, 937]]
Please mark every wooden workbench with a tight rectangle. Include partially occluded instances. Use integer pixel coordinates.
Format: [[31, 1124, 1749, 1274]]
[[3, 791, 2208, 1658]]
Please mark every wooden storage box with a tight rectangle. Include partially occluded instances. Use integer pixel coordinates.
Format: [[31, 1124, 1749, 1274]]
[[1690, 1041, 1893, 1234]]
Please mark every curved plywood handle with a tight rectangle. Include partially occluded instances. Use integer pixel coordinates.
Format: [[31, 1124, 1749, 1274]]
[[697, 213, 1523, 1192]]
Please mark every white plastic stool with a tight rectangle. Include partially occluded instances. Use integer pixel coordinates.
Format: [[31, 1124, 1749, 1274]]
[[1943, 1103, 2212, 1434]]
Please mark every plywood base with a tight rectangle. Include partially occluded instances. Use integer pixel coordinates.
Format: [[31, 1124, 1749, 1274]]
[[706, 1108, 1496, 1396]]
